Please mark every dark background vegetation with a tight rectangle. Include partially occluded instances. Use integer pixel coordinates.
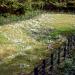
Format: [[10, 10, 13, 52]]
[[0, 0, 75, 15]]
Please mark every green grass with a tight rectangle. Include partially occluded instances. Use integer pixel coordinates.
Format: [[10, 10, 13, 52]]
[[0, 33, 9, 43], [0, 11, 75, 75], [0, 10, 42, 25]]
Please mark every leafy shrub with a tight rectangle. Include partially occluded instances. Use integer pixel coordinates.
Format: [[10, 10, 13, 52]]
[[11, 2, 25, 14], [43, 2, 57, 10], [0, 0, 25, 14], [32, 3, 40, 10], [0, 4, 9, 13]]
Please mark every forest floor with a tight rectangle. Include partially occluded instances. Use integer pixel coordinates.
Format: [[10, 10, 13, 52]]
[[0, 12, 75, 75]]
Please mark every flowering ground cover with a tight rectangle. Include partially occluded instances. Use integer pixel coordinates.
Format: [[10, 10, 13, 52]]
[[0, 12, 75, 75]]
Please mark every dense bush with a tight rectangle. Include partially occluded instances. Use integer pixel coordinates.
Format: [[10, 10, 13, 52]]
[[7, 1, 25, 14], [0, 0, 72, 14], [0, 0, 25, 14], [0, 4, 8, 13], [43, 2, 57, 10], [0, 0, 58, 14]]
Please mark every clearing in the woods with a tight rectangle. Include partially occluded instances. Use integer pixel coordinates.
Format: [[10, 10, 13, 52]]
[[0, 12, 75, 75]]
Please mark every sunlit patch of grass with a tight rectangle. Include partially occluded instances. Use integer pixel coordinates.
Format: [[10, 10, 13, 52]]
[[0, 33, 16, 59], [0, 33, 8, 43], [0, 44, 17, 60]]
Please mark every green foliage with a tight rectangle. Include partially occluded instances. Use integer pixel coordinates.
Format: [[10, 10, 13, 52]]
[[0, 0, 6, 4], [64, 58, 75, 75], [1, 0, 73, 14], [0, 10, 42, 25], [0, 0, 25, 14]]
